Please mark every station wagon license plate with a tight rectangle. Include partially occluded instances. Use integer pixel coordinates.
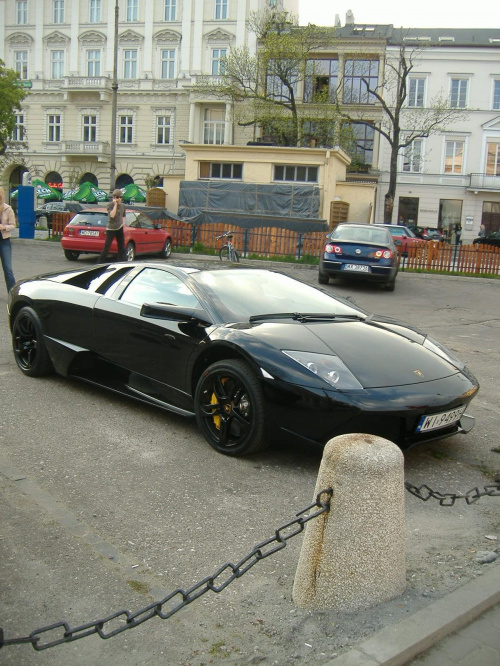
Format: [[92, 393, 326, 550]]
[[416, 405, 466, 433], [344, 264, 369, 272], [79, 230, 100, 236]]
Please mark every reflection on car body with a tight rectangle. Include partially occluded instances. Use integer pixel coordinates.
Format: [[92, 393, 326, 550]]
[[8, 264, 479, 457]]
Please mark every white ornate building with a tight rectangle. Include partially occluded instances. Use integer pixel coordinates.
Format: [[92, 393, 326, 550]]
[[0, 0, 298, 209]]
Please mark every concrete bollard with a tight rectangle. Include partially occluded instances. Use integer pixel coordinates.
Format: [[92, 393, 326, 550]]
[[293, 434, 406, 612]]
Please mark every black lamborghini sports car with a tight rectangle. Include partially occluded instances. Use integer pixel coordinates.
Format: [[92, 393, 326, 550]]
[[8, 263, 479, 456]]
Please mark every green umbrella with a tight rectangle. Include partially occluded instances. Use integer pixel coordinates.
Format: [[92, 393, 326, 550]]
[[32, 179, 62, 201], [11, 180, 61, 201], [63, 187, 79, 200], [121, 183, 146, 203], [63, 181, 109, 203]]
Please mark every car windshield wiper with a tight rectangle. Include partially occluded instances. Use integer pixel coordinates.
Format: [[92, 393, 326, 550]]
[[249, 312, 366, 323]]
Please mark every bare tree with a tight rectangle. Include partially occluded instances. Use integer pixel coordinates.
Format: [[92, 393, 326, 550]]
[[195, 9, 339, 147], [338, 43, 468, 223]]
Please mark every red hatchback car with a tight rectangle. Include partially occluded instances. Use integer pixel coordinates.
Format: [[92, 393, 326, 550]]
[[61, 208, 172, 262]]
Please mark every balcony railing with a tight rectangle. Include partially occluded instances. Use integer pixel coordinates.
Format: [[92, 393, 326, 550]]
[[62, 141, 110, 157], [468, 173, 500, 191], [63, 76, 112, 91]]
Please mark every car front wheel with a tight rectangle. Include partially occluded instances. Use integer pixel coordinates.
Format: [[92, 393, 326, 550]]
[[12, 307, 53, 377], [160, 238, 172, 259], [194, 359, 268, 456], [126, 242, 136, 261]]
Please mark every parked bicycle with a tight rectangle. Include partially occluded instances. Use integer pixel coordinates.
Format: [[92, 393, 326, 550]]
[[216, 230, 240, 262]]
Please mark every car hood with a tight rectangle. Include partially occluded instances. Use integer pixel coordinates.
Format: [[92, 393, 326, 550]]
[[240, 319, 463, 389]]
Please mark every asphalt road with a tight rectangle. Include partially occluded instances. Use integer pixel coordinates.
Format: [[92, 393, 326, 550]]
[[1, 240, 499, 665]]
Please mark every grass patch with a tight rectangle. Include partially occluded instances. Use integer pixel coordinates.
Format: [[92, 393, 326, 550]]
[[127, 580, 150, 595]]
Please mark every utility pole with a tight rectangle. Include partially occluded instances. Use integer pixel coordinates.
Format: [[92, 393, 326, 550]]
[[109, 0, 119, 193]]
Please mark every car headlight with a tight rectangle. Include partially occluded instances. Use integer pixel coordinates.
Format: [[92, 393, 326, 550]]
[[282, 350, 363, 390], [423, 336, 465, 370]]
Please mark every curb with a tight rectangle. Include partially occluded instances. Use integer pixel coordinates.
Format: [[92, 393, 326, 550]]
[[324, 564, 500, 666]]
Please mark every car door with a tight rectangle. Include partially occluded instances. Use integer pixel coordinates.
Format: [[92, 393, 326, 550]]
[[135, 213, 166, 253], [92, 267, 210, 408]]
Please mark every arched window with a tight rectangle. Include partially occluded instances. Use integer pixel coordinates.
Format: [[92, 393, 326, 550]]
[[46, 171, 63, 191], [115, 173, 133, 188], [80, 172, 98, 185]]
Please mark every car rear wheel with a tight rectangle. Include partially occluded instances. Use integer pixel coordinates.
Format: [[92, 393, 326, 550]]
[[160, 238, 172, 259], [64, 250, 80, 261], [318, 271, 329, 284], [12, 307, 53, 377], [126, 242, 136, 262], [384, 279, 396, 292], [194, 359, 268, 456]]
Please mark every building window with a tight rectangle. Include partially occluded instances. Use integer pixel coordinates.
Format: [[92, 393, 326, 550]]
[[126, 0, 138, 21], [274, 165, 318, 183], [439, 199, 463, 237], [348, 122, 375, 165], [120, 115, 134, 143], [161, 50, 176, 79], [304, 59, 338, 103], [48, 114, 61, 142], [51, 51, 65, 79], [408, 78, 425, 107], [53, 0, 64, 23], [14, 51, 28, 80], [343, 59, 379, 104], [90, 0, 101, 22], [16, 1, 28, 25], [493, 80, 500, 110], [86, 50, 101, 77], [211, 48, 227, 76], [203, 108, 225, 144], [200, 162, 242, 179], [83, 115, 97, 141], [123, 50, 137, 79], [402, 138, 423, 173], [266, 60, 298, 101], [444, 140, 464, 174], [215, 0, 228, 20], [11, 113, 25, 141], [486, 142, 500, 176], [156, 116, 171, 144], [450, 78, 468, 108], [164, 0, 176, 20]]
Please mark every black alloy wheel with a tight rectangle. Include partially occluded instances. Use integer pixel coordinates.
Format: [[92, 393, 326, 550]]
[[194, 359, 267, 456], [12, 307, 53, 377]]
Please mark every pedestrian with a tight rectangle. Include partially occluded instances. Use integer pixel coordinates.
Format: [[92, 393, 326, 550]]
[[455, 223, 462, 245], [0, 186, 17, 292], [479, 224, 486, 238], [98, 189, 126, 263]]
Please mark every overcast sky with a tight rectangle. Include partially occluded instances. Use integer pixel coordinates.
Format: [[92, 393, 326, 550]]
[[299, 1, 494, 29]]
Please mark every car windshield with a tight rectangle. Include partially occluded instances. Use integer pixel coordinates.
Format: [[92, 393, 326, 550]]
[[331, 226, 390, 244], [192, 269, 366, 322]]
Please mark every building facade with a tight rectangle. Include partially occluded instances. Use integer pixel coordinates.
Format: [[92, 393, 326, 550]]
[[375, 28, 500, 242], [0, 0, 298, 210]]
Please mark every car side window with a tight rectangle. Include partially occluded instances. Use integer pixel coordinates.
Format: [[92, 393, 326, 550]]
[[137, 213, 154, 229], [120, 268, 200, 308]]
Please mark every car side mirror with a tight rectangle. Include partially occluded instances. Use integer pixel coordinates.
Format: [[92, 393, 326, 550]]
[[393, 239, 402, 246]]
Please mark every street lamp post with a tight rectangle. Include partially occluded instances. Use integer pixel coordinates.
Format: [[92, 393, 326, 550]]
[[109, 0, 119, 193]]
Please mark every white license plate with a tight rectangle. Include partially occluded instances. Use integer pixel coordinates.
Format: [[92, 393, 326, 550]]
[[344, 264, 369, 272], [79, 230, 100, 237], [416, 406, 466, 433]]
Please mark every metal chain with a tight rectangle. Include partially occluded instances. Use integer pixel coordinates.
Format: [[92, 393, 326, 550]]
[[0, 488, 333, 652], [3, 477, 500, 651], [404, 479, 500, 505]]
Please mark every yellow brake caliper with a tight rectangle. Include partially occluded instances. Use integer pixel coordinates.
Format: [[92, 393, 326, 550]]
[[211, 378, 228, 430]]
